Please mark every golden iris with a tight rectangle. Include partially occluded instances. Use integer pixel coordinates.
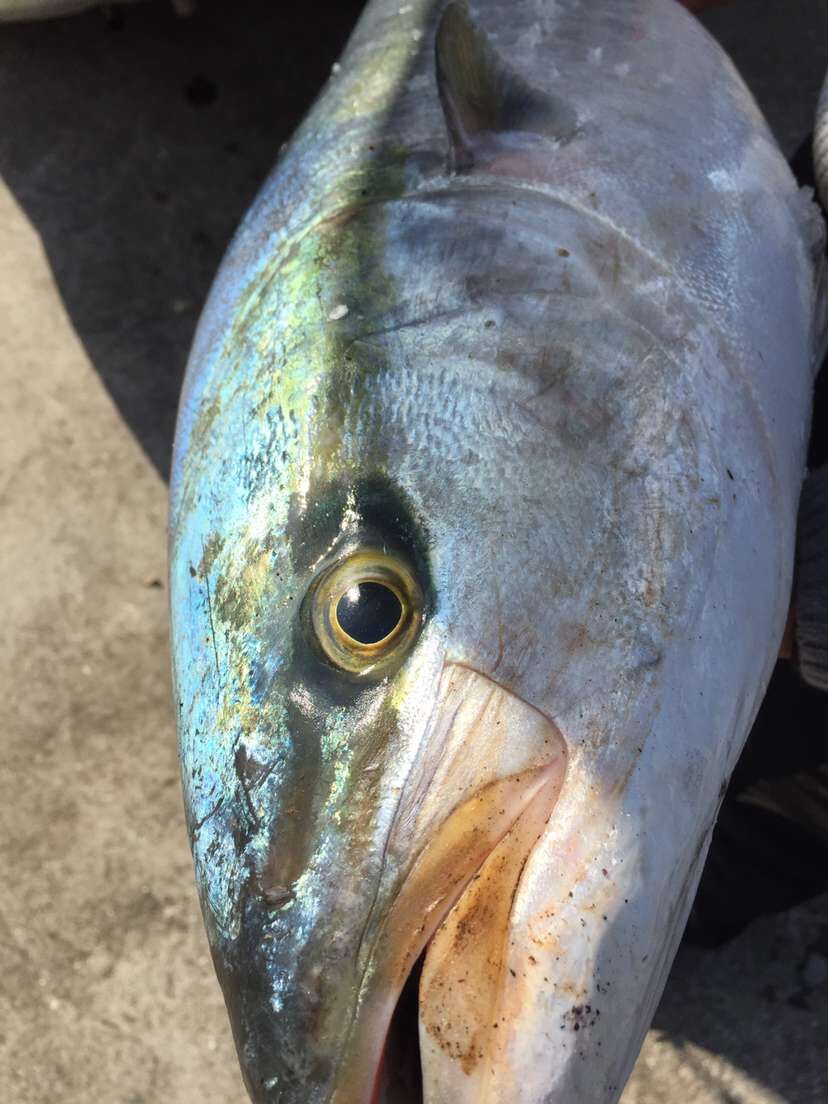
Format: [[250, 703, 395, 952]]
[[309, 549, 423, 675]]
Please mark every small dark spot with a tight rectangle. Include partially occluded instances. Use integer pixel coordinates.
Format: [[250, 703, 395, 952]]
[[152, 190, 170, 206], [557, 247, 570, 257], [224, 140, 243, 156], [726, 468, 734, 480], [509, 968, 516, 977], [186, 74, 218, 107], [189, 565, 197, 577], [144, 577, 164, 589], [484, 319, 496, 328]]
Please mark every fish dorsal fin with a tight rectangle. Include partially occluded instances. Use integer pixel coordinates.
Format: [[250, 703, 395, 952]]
[[435, 1, 577, 171]]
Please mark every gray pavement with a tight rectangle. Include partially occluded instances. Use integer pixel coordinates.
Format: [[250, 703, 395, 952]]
[[0, 2, 826, 1102]]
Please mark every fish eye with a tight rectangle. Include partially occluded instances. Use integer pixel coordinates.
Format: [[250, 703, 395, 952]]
[[336, 582, 403, 645], [307, 549, 424, 675]]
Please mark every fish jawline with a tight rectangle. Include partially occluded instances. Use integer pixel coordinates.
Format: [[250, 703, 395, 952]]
[[333, 742, 567, 1103]]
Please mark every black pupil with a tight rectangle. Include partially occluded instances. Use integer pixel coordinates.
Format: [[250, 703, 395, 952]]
[[336, 582, 402, 645]]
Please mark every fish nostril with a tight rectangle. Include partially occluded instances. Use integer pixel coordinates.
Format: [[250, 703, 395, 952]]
[[259, 876, 295, 910]]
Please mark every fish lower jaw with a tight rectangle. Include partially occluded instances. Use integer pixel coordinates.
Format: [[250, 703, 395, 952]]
[[336, 759, 567, 1104]]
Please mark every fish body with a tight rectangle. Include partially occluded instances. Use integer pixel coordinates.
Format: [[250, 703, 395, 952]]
[[170, 2, 823, 1101]]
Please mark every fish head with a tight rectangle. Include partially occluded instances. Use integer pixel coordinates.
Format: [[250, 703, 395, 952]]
[[169, 6, 794, 1101], [169, 172, 785, 1104]]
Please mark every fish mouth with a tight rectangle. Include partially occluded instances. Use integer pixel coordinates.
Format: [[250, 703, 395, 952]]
[[330, 665, 568, 1103]]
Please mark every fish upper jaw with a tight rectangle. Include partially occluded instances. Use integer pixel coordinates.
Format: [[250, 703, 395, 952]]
[[212, 662, 567, 1103]]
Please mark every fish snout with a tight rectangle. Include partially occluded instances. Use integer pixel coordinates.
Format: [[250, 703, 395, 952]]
[[216, 664, 568, 1103]]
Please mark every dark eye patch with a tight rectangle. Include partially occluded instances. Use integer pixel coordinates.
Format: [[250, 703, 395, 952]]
[[336, 582, 403, 645]]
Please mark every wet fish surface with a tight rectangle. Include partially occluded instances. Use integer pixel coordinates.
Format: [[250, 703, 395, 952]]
[[169, 2, 824, 1101]]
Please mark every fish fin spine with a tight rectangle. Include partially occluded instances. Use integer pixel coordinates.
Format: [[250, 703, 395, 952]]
[[435, 1, 577, 171]]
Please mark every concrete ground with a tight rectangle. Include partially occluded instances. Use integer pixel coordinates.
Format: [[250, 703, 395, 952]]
[[0, 2, 825, 1102]]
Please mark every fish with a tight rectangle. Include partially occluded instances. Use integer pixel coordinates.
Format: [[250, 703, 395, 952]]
[[169, 1, 826, 1101]]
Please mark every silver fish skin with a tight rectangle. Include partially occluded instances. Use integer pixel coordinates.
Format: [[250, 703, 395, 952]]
[[169, 2, 823, 1102]]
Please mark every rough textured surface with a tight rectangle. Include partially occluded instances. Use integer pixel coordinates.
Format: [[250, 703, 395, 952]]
[[0, 2, 825, 1103]]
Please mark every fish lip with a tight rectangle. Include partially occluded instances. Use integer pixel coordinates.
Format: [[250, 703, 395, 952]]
[[328, 669, 568, 1103]]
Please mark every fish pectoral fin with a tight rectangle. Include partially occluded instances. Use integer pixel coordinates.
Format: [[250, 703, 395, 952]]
[[435, 1, 578, 171], [795, 463, 828, 690]]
